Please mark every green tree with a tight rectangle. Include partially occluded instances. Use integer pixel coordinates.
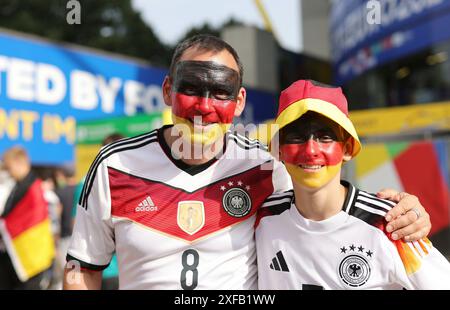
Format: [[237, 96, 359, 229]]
[[0, 0, 171, 66]]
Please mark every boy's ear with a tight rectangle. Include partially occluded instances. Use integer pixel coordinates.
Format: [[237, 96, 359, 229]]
[[342, 138, 354, 162]]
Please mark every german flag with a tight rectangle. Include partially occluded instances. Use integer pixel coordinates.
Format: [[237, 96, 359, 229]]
[[0, 174, 55, 282]]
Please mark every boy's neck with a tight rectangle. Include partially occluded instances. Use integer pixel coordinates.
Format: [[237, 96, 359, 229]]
[[292, 175, 347, 221]]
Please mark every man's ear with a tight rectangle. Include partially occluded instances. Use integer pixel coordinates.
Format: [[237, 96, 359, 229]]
[[343, 138, 353, 162], [234, 87, 247, 117], [162, 76, 173, 106]]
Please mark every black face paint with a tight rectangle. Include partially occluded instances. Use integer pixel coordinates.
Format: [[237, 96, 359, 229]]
[[280, 113, 344, 145], [171, 61, 240, 100]]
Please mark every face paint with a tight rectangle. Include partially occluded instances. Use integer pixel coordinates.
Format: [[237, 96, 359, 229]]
[[170, 61, 240, 145], [279, 113, 345, 189], [171, 113, 231, 145], [280, 142, 344, 188]]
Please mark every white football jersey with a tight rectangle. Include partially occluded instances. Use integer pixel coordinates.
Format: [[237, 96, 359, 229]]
[[256, 181, 450, 290], [67, 125, 291, 290]]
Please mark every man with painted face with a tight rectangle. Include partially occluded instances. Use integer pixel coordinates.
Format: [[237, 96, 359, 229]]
[[256, 80, 450, 289], [64, 36, 430, 290], [169, 60, 241, 146]]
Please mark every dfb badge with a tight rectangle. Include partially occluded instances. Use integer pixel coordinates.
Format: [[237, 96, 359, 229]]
[[222, 185, 252, 218], [338, 244, 373, 287]]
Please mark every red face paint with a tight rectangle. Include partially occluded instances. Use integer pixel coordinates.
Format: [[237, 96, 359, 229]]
[[280, 141, 344, 167], [278, 113, 347, 188], [171, 93, 237, 125], [170, 61, 241, 145], [280, 141, 344, 189], [170, 61, 240, 126]]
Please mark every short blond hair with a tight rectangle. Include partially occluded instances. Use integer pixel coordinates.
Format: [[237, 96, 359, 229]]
[[2, 146, 29, 163]]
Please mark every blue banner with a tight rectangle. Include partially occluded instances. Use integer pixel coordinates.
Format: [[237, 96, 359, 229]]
[[330, 0, 450, 84], [237, 88, 277, 125], [0, 31, 167, 165], [0, 31, 277, 165]]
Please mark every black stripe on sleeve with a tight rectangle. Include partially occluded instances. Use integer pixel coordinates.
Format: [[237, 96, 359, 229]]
[[66, 254, 110, 271], [80, 135, 158, 210], [263, 190, 294, 203], [355, 199, 390, 214]]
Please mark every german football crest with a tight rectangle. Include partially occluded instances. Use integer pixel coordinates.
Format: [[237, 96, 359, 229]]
[[338, 244, 373, 287], [221, 180, 252, 218], [177, 201, 205, 235]]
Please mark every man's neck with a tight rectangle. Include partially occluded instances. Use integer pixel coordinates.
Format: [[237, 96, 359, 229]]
[[163, 126, 225, 166], [293, 176, 347, 221]]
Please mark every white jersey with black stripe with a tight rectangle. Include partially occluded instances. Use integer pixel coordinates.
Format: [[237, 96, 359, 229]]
[[256, 181, 450, 290], [67, 125, 292, 289]]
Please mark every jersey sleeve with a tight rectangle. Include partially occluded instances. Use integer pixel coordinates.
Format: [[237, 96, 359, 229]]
[[390, 238, 450, 289], [255, 160, 293, 228], [271, 159, 293, 194], [66, 160, 115, 271]]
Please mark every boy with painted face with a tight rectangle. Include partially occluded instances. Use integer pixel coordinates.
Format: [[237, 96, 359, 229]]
[[256, 80, 450, 289], [280, 112, 353, 190]]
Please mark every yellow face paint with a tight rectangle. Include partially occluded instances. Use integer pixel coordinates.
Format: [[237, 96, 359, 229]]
[[172, 114, 230, 146], [279, 118, 346, 190], [285, 162, 342, 189]]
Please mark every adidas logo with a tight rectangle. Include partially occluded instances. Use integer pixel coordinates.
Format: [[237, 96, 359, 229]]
[[135, 196, 158, 212], [269, 251, 289, 272]]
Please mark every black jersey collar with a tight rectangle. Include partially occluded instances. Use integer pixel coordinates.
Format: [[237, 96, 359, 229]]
[[157, 124, 228, 176], [341, 180, 358, 213]]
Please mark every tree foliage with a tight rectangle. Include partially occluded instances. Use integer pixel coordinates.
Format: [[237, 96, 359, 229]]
[[0, 1, 245, 67], [0, 0, 171, 66]]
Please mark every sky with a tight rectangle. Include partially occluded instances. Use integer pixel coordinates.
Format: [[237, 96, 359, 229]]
[[132, 0, 302, 53]]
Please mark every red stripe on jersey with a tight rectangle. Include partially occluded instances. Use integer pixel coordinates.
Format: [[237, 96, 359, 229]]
[[109, 165, 274, 242]]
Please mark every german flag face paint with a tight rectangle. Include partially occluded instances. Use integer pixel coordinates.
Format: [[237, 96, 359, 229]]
[[279, 113, 346, 189], [170, 61, 240, 145]]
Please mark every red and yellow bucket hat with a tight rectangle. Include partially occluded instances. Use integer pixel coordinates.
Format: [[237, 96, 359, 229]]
[[272, 80, 361, 157]]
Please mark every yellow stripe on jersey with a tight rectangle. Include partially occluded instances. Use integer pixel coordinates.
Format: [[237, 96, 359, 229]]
[[395, 238, 432, 275]]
